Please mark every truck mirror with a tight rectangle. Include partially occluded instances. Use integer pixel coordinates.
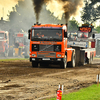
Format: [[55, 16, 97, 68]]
[[28, 29, 31, 39], [64, 30, 67, 38], [92, 34, 95, 38]]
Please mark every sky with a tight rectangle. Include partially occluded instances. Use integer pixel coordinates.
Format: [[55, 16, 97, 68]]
[[0, 0, 20, 20], [0, 0, 99, 26]]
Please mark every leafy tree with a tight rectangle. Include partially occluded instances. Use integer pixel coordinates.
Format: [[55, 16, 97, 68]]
[[90, 0, 100, 6], [81, 0, 100, 24], [81, 0, 91, 24], [95, 26, 100, 33], [7, 0, 35, 32], [68, 17, 79, 32]]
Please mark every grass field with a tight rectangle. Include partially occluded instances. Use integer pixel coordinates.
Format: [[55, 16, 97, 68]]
[[0, 58, 28, 61], [48, 84, 100, 100]]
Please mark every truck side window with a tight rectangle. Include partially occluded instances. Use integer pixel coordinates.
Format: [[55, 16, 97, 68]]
[[64, 31, 67, 38]]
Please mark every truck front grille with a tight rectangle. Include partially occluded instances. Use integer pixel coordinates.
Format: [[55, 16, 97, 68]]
[[39, 45, 54, 51], [37, 52, 56, 58]]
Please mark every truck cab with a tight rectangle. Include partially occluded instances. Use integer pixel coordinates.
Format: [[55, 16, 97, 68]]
[[13, 32, 29, 57], [28, 24, 75, 68], [0, 31, 9, 57]]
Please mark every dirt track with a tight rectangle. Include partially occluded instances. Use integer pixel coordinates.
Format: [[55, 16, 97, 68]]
[[0, 58, 100, 100]]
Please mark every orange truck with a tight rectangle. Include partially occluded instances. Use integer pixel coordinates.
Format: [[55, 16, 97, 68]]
[[14, 33, 24, 56], [28, 24, 75, 68], [14, 32, 29, 57], [0, 31, 9, 57], [0, 31, 9, 56], [0, 31, 29, 57], [28, 23, 96, 68], [0, 31, 15, 57]]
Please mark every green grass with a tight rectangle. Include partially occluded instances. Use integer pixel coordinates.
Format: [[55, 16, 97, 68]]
[[0, 58, 29, 61], [49, 84, 100, 100]]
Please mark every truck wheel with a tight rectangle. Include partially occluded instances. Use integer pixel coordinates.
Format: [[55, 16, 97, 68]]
[[68, 52, 75, 67], [60, 55, 67, 69], [32, 62, 38, 67]]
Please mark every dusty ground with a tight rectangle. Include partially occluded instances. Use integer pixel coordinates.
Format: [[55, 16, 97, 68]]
[[0, 58, 100, 100]]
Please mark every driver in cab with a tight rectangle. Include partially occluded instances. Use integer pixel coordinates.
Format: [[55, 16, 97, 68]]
[[37, 32, 44, 38], [56, 32, 62, 38]]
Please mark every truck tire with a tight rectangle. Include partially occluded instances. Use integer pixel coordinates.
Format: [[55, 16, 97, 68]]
[[32, 62, 38, 67], [68, 52, 75, 67], [60, 55, 67, 69]]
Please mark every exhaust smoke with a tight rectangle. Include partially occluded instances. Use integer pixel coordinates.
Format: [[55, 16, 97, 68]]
[[32, 0, 45, 22], [46, 0, 83, 22], [32, 0, 83, 22]]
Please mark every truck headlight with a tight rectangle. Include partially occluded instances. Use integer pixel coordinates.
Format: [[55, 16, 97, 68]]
[[57, 54, 61, 57], [32, 54, 36, 57]]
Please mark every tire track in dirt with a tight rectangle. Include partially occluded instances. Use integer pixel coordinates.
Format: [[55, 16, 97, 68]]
[[0, 59, 100, 99]]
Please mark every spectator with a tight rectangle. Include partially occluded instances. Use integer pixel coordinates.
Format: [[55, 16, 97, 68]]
[[37, 32, 44, 38], [14, 41, 19, 48]]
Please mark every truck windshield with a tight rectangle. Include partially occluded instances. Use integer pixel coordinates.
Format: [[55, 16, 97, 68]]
[[77, 32, 88, 38], [68, 32, 89, 41], [31, 29, 62, 41], [0, 33, 4, 39]]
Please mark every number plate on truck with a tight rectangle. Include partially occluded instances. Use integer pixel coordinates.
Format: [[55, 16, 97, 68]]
[[42, 58, 50, 60]]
